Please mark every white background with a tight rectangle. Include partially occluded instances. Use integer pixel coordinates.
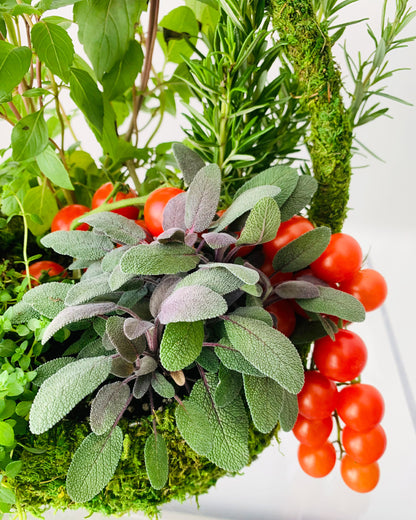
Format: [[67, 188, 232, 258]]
[[5, 1, 415, 519]]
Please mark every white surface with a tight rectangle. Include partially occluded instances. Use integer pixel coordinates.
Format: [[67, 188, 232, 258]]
[[15, 1, 416, 519]]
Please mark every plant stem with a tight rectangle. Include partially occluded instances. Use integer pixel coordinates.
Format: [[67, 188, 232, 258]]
[[13, 195, 32, 290]]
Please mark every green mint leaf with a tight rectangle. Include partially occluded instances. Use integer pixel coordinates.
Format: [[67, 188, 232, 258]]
[[200, 263, 259, 285], [176, 266, 244, 295], [272, 227, 332, 273], [144, 432, 169, 490], [42, 302, 118, 344], [41, 230, 113, 260], [243, 374, 283, 434], [32, 357, 75, 387], [215, 365, 242, 408], [29, 356, 112, 434], [80, 212, 145, 245], [0, 41, 32, 100], [23, 282, 71, 319], [90, 382, 131, 435], [160, 321, 204, 371], [215, 337, 264, 377], [158, 285, 228, 324], [188, 374, 249, 472], [151, 372, 175, 399], [31, 20, 74, 81], [279, 389, 299, 432], [175, 400, 213, 455], [36, 146, 74, 190], [120, 243, 199, 276], [0, 422, 14, 447], [214, 185, 281, 232], [172, 143, 205, 186], [296, 286, 366, 323], [185, 164, 221, 232], [237, 197, 281, 245], [65, 273, 111, 306], [279, 175, 318, 222], [66, 426, 123, 502], [224, 315, 304, 393], [11, 111, 49, 161]]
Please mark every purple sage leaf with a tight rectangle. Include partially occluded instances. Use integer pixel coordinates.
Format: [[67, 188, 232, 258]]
[[202, 232, 237, 249], [185, 164, 221, 232], [274, 280, 320, 300], [124, 318, 153, 340], [162, 191, 187, 231]]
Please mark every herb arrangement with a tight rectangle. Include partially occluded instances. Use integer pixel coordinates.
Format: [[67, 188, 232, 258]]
[[0, 0, 413, 518]]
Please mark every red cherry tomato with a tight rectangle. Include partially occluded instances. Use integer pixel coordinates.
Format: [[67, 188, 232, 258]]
[[293, 415, 333, 448], [340, 454, 380, 493], [143, 187, 184, 237], [297, 371, 338, 420], [339, 269, 388, 312], [263, 216, 314, 262], [337, 384, 384, 431], [342, 424, 387, 464], [310, 233, 362, 283], [313, 329, 367, 382], [23, 261, 66, 286], [92, 182, 139, 220], [265, 300, 296, 337], [51, 204, 90, 232], [298, 441, 336, 478]]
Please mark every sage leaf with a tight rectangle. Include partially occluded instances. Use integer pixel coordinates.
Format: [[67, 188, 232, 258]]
[[36, 146, 74, 190], [272, 227, 332, 273], [66, 426, 123, 502], [200, 262, 259, 285], [123, 318, 153, 340], [160, 321, 204, 371], [77, 339, 108, 359], [151, 372, 175, 399], [201, 232, 237, 249], [144, 432, 169, 490], [42, 303, 118, 344], [185, 164, 221, 232], [196, 348, 220, 373], [0, 41, 32, 100], [274, 280, 320, 300], [80, 211, 145, 245], [188, 374, 249, 472], [214, 185, 281, 232], [109, 265, 135, 291], [101, 246, 129, 272], [176, 267, 244, 295], [120, 243, 199, 276], [158, 285, 228, 324], [106, 316, 138, 362], [175, 400, 213, 455], [224, 315, 304, 393], [149, 275, 180, 317], [162, 192, 187, 231], [157, 228, 185, 243], [231, 306, 274, 327], [136, 357, 158, 377], [32, 357, 75, 387], [65, 273, 111, 306], [279, 390, 299, 432], [296, 286, 366, 323], [4, 300, 40, 325], [172, 143, 205, 185], [215, 366, 242, 408], [41, 231, 113, 260], [237, 197, 280, 245], [133, 374, 151, 399], [215, 337, 264, 377], [279, 175, 318, 222], [23, 282, 71, 319], [11, 111, 49, 161], [243, 375, 283, 434], [29, 356, 112, 434], [90, 382, 131, 435], [111, 357, 134, 378]]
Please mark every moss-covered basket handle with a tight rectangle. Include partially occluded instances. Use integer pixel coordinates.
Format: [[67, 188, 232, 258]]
[[271, 0, 353, 233]]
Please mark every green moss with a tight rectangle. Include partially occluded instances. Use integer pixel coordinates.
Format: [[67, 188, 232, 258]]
[[270, 0, 353, 232], [10, 404, 274, 518]]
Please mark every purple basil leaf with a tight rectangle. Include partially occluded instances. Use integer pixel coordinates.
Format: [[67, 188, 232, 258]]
[[162, 191, 187, 231], [274, 280, 320, 300], [202, 232, 237, 249], [185, 164, 221, 232]]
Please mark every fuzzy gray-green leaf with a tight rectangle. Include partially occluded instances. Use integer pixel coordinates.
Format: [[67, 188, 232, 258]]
[[279, 389, 299, 432], [201, 263, 259, 285], [23, 282, 71, 319], [80, 211, 145, 245], [65, 273, 111, 306], [279, 175, 318, 222], [243, 374, 283, 433], [296, 286, 366, 323], [272, 227, 331, 273], [66, 426, 123, 502], [213, 185, 281, 232], [4, 301, 40, 324], [32, 357, 75, 387], [106, 316, 137, 363], [274, 280, 320, 300], [185, 164, 221, 232], [172, 143, 205, 185], [144, 432, 169, 490], [175, 400, 213, 455], [160, 321, 204, 371], [237, 197, 280, 245], [151, 372, 175, 398], [41, 231, 113, 260], [215, 337, 264, 376], [224, 315, 304, 393], [201, 232, 237, 249], [215, 365, 242, 408], [231, 306, 274, 327], [90, 382, 131, 435], [175, 267, 244, 295], [29, 356, 112, 434], [120, 243, 199, 275], [158, 285, 228, 324]]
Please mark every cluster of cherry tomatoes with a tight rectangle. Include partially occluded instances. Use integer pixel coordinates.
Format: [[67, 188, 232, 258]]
[[259, 215, 388, 493]]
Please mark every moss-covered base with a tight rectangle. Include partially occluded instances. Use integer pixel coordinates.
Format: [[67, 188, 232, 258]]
[[10, 404, 275, 519]]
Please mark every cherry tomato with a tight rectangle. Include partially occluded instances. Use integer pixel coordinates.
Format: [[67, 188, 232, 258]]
[[144, 187, 184, 237], [313, 329, 367, 382], [342, 424, 387, 464], [92, 182, 139, 220], [310, 233, 362, 283], [298, 441, 336, 478], [263, 216, 314, 261], [340, 454, 380, 493], [297, 371, 338, 420], [265, 300, 296, 337], [135, 219, 152, 242], [337, 383, 385, 431], [23, 261, 66, 286], [339, 269, 387, 312], [51, 204, 90, 232], [293, 415, 333, 448]]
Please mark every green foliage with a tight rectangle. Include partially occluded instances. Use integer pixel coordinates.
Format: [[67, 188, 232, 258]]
[[144, 432, 169, 490], [160, 321, 204, 371]]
